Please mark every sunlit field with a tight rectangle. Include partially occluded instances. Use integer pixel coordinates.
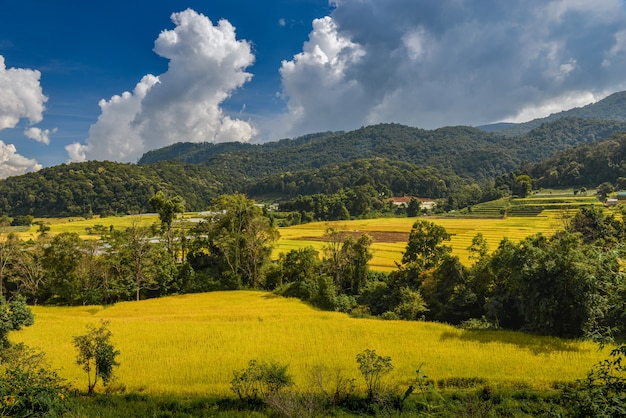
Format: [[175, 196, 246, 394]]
[[8, 192, 609, 272], [10, 291, 608, 396], [274, 210, 565, 271]]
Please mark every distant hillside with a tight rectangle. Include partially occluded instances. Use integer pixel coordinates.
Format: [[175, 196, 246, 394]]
[[137, 131, 340, 165], [478, 90, 626, 136], [3, 114, 626, 217], [0, 161, 223, 217], [527, 132, 626, 189]]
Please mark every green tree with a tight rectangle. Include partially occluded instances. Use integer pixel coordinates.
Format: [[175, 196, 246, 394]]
[[230, 359, 293, 402], [356, 349, 393, 401], [73, 321, 120, 395], [401, 220, 451, 273], [148, 191, 185, 255], [0, 344, 67, 417], [9, 241, 46, 305], [207, 194, 278, 288], [597, 182, 615, 200], [42, 232, 85, 304], [512, 175, 533, 197], [0, 296, 34, 348], [406, 197, 421, 217], [0, 233, 20, 297]]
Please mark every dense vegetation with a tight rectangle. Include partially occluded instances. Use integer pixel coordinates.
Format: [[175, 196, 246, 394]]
[[526, 131, 626, 189]]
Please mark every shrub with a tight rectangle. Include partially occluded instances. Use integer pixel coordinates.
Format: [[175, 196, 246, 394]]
[[0, 343, 67, 417], [356, 349, 393, 401], [230, 360, 293, 402]]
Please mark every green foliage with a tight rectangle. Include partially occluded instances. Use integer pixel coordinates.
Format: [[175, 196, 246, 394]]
[[73, 321, 120, 395], [0, 296, 34, 348], [355, 349, 393, 401], [0, 343, 67, 417], [401, 220, 452, 272], [569, 344, 626, 417], [230, 360, 293, 402]]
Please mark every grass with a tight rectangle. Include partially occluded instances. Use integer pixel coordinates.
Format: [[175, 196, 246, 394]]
[[10, 291, 608, 397]]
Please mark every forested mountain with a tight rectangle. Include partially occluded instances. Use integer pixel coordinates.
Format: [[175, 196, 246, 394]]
[[527, 132, 626, 189], [137, 118, 626, 183], [2, 112, 626, 217], [0, 161, 224, 217], [137, 131, 340, 164], [478, 90, 626, 136]]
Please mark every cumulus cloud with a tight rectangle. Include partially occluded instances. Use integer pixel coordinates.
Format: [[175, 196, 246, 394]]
[[0, 140, 42, 178], [0, 55, 45, 178], [0, 56, 47, 130], [24, 126, 57, 144], [277, 0, 626, 135], [68, 9, 257, 163]]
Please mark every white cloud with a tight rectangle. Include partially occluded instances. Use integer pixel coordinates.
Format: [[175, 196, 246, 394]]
[[24, 126, 57, 144], [0, 56, 45, 177], [0, 55, 47, 130], [0, 139, 42, 179], [278, 16, 365, 135], [276, 0, 626, 135], [68, 9, 257, 163]]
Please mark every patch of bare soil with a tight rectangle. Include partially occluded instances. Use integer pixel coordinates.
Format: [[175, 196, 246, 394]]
[[300, 231, 409, 243]]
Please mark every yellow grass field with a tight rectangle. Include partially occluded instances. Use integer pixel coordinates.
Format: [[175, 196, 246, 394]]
[[10, 291, 608, 396]]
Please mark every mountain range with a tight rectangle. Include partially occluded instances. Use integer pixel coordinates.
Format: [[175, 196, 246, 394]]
[[1, 91, 626, 217]]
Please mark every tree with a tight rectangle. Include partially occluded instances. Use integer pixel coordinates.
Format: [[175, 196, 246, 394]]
[[148, 191, 184, 255], [116, 220, 160, 301], [230, 359, 293, 402], [406, 198, 421, 217], [10, 241, 46, 305], [207, 194, 278, 289], [401, 220, 451, 272], [0, 296, 34, 348], [596, 182, 615, 200], [467, 232, 489, 263], [356, 349, 393, 401], [0, 233, 20, 297], [512, 175, 532, 197], [42, 232, 85, 304], [73, 321, 120, 395]]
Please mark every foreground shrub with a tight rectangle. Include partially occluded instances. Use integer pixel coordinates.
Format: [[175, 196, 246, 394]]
[[567, 344, 626, 417], [0, 343, 67, 417]]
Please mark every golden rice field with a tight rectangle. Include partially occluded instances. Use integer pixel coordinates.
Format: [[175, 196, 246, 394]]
[[274, 210, 566, 271], [18, 209, 568, 271], [10, 291, 608, 396]]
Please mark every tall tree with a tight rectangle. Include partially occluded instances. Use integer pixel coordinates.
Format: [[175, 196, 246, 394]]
[[149, 191, 184, 255], [0, 233, 20, 298], [208, 194, 278, 288]]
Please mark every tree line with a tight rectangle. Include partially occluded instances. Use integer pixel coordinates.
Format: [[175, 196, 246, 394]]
[[2, 192, 626, 341]]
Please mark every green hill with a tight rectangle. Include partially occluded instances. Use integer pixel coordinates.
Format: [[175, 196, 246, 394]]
[[478, 90, 626, 136]]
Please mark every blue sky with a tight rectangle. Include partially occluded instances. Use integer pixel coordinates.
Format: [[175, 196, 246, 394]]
[[1, 0, 626, 177]]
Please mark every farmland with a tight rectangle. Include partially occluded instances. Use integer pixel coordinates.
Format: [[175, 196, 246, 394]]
[[11, 192, 604, 272], [9, 291, 608, 397]]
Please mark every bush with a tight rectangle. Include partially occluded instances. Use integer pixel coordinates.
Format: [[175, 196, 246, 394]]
[[230, 359, 293, 402], [0, 343, 67, 417]]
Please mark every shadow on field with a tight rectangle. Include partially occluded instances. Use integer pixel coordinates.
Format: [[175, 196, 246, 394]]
[[439, 329, 582, 355]]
